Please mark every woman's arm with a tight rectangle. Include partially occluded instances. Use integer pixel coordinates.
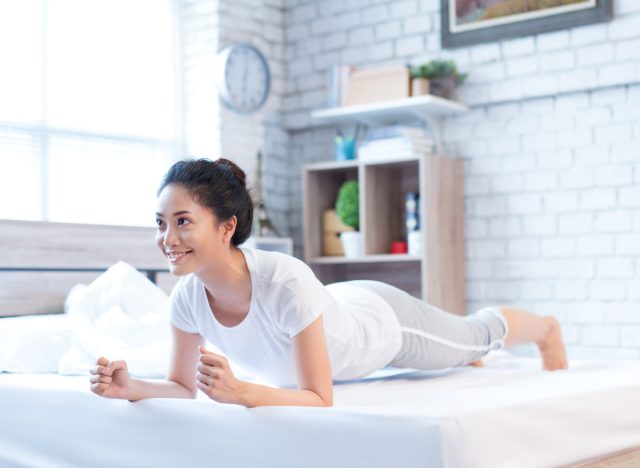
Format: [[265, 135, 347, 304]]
[[240, 314, 333, 407], [196, 315, 333, 407], [91, 325, 204, 401], [127, 378, 194, 401], [128, 324, 204, 401], [90, 354, 196, 402]]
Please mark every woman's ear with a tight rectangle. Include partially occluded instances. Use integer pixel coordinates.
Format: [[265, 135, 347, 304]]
[[220, 215, 237, 243]]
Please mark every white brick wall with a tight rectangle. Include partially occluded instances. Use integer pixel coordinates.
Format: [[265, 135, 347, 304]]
[[182, 0, 291, 236], [183, 0, 640, 359], [452, 85, 640, 359]]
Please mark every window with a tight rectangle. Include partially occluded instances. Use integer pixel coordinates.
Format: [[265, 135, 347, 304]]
[[0, 0, 181, 226]]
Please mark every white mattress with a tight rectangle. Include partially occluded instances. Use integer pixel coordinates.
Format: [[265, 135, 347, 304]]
[[2, 351, 640, 468]]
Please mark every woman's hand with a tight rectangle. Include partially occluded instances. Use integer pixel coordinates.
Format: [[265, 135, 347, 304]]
[[196, 346, 246, 405], [89, 356, 131, 399]]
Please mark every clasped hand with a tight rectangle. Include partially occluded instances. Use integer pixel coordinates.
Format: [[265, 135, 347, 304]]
[[196, 346, 246, 406]]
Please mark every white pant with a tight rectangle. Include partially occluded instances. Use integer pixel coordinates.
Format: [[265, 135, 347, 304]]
[[344, 280, 508, 370]]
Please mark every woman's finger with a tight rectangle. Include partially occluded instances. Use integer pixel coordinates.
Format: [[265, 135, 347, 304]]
[[94, 365, 112, 375], [199, 351, 227, 368], [197, 369, 219, 380], [97, 356, 109, 366], [107, 360, 127, 374], [90, 382, 109, 394], [90, 375, 112, 384], [197, 372, 216, 387], [197, 363, 214, 376], [196, 372, 208, 385]]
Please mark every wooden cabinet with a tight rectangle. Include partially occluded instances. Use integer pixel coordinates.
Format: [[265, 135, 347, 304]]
[[303, 95, 468, 315]]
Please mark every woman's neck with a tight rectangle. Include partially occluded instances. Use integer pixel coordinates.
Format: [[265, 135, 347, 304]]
[[196, 247, 252, 316]]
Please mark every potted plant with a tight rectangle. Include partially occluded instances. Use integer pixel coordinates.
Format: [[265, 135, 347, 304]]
[[409, 66, 430, 97], [335, 180, 362, 257], [409, 59, 468, 100]]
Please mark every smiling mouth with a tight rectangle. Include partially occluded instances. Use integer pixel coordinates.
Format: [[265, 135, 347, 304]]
[[165, 250, 193, 263]]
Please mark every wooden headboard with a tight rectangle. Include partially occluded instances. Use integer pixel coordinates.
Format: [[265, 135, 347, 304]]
[[0, 219, 179, 317]]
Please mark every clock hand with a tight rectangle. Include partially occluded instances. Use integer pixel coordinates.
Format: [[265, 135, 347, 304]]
[[242, 58, 248, 97]]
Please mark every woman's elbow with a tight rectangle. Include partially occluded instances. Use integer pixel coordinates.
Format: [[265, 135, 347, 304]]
[[168, 378, 197, 399], [321, 391, 333, 407]]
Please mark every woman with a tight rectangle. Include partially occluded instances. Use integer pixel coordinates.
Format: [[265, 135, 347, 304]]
[[89, 158, 568, 407]]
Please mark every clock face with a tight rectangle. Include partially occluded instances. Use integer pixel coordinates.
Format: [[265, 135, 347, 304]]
[[217, 44, 271, 114]]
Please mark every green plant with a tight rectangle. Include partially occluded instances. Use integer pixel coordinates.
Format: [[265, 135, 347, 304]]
[[409, 59, 468, 85], [335, 180, 359, 230]]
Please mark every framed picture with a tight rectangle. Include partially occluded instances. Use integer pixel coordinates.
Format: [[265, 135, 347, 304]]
[[441, 0, 613, 49]]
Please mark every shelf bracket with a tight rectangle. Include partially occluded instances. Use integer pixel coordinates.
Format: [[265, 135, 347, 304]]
[[412, 113, 444, 154]]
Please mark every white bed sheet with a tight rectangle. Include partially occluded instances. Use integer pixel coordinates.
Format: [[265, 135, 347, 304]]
[[1, 351, 639, 468]]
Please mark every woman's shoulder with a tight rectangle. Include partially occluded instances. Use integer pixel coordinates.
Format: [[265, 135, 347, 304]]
[[244, 247, 312, 279], [169, 273, 201, 301], [243, 247, 321, 299]]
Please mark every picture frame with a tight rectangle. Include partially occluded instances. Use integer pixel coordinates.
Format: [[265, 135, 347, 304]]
[[441, 0, 613, 49]]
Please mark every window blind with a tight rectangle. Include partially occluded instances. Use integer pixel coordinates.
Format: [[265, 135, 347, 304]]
[[0, 0, 180, 227]]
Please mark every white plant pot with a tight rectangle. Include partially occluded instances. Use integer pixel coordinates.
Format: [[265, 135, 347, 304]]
[[340, 231, 362, 258], [407, 230, 423, 256]]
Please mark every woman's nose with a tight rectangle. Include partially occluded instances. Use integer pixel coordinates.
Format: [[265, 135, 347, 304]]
[[163, 224, 180, 247]]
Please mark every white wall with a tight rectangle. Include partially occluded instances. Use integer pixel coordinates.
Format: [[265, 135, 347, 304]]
[[183, 0, 640, 358]]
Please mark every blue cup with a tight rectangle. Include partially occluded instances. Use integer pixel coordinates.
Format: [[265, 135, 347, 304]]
[[335, 136, 356, 161]]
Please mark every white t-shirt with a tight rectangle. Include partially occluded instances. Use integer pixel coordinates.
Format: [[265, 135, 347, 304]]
[[169, 247, 402, 387]]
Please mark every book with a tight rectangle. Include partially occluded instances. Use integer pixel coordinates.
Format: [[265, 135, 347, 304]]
[[326, 67, 340, 107], [358, 148, 433, 161], [359, 140, 434, 159], [339, 65, 352, 107], [326, 65, 353, 108], [364, 125, 429, 141], [359, 136, 435, 149], [358, 147, 434, 160]]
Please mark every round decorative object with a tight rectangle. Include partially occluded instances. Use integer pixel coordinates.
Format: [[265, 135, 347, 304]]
[[215, 43, 271, 114]]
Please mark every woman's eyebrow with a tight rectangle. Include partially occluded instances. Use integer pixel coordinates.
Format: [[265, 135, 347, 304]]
[[155, 210, 192, 217]]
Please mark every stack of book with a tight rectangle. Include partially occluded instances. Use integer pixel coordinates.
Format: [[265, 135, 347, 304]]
[[358, 126, 434, 161]]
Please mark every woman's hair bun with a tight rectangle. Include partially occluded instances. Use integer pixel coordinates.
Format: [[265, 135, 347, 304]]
[[214, 158, 247, 187]]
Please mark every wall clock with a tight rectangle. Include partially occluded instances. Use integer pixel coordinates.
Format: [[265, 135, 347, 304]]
[[216, 43, 271, 114]]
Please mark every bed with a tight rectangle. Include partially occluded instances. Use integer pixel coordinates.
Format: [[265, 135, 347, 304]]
[[2, 219, 640, 468]]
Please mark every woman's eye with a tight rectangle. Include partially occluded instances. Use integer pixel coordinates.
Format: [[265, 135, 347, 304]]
[[177, 218, 190, 226], [155, 218, 164, 227]]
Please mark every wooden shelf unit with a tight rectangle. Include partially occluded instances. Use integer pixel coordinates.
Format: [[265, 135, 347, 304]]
[[302, 155, 466, 315]]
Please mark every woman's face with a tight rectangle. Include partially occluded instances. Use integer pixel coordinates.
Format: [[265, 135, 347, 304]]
[[155, 183, 233, 276]]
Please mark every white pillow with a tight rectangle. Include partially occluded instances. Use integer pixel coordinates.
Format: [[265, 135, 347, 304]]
[[58, 261, 172, 378], [0, 314, 73, 373], [0, 282, 91, 373]]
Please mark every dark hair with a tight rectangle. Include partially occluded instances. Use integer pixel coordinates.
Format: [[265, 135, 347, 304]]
[[157, 158, 254, 247]]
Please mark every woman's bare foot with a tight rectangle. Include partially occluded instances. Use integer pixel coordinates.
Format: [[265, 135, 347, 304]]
[[536, 317, 569, 371], [469, 359, 484, 367]]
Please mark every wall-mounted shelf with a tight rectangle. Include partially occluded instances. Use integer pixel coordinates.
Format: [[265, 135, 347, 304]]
[[310, 94, 468, 126], [309, 94, 468, 151]]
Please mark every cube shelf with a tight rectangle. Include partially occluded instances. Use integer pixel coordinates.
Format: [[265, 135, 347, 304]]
[[302, 155, 466, 315]]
